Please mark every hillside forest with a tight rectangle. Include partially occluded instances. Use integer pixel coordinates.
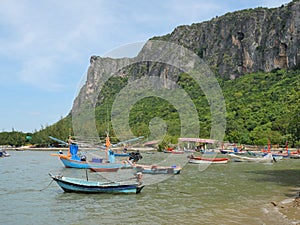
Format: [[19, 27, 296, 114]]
[[1, 69, 299, 149]]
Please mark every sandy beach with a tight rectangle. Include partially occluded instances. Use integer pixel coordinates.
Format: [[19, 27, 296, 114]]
[[268, 188, 300, 224]]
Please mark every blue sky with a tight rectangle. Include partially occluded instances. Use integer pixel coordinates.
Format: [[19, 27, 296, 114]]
[[0, 0, 291, 132]]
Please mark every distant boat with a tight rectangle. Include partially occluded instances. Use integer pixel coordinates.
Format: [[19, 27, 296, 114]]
[[183, 148, 196, 153], [289, 154, 300, 159], [171, 150, 185, 154], [163, 147, 174, 153], [49, 173, 144, 194], [0, 150, 10, 157], [265, 152, 289, 158], [228, 153, 274, 163], [163, 148, 184, 154], [145, 151, 155, 154], [188, 155, 229, 164]]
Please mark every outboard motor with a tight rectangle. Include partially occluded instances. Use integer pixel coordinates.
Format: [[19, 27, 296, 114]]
[[129, 151, 143, 163], [80, 155, 87, 161]]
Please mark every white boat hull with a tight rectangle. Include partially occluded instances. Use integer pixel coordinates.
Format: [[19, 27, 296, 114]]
[[228, 153, 274, 163]]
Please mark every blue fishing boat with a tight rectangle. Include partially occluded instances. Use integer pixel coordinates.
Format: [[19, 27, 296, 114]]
[[50, 135, 132, 170], [114, 153, 130, 157], [53, 145, 132, 169], [59, 156, 130, 169], [49, 173, 144, 194]]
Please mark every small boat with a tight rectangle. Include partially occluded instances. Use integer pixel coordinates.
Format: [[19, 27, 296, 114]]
[[0, 150, 10, 157], [183, 149, 196, 153], [114, 153, 130, 157], [163, 147, 184, 154], [163, 148, 174, 153], [188, 155, 229, 164], [132, 163, 181, 174], [53, 147, 131, 169], [268, 153, 289, 158], [145, 151, 155, 154], [49, 173, 144, 194], [219, 149, 247, 155], [290, 154, 300, 159], [50, 135, 132, 170], [58, 156, 131, 169], [89, 167, 119, 172], [228, 153, 274, 163], [171, 150, 185, 154]]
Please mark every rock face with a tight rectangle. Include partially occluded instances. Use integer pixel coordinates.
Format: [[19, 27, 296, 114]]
[[153, 1, 300, 78], [74, 1, 300, 109]]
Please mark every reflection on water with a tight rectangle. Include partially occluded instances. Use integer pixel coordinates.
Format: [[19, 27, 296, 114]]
[[1, 151, 300, 224]]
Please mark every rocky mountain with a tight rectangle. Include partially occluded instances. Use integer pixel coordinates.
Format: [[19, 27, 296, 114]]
[[152, 0, 300, 79], [73, 1, 300, 119]]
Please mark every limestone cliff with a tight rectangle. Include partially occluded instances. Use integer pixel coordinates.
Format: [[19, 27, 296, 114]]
[[153, 0, 300, 78], [73, 1, 300, 110]]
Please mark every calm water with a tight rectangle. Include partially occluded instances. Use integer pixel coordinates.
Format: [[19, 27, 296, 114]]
[[1, 150, 300, 225]]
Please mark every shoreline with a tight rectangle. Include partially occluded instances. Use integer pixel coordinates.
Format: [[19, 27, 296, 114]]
[[268, 187, 300, 224]]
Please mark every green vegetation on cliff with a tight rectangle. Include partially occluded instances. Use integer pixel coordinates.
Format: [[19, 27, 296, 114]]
[[222, 69, 300, 146]]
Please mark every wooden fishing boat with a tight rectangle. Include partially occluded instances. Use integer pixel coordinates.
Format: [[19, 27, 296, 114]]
[[163, 148, 184, 154], [268, 152, 289, 158], [171, 150, 185, 154], [219, 149, 247, 154], [58, 156, 131, 169], [50, 135, 132, 170], [89, 167, 119, 172], [49, 173, 144, 194], [53, 148, 131, 169], [126, 160, 181, 174], [132, 164, 181, 174], [228, 153, 274, 163], [163, 148, 174, 153], [188, 155, 229, 164], [114, 153, 130, 157], [289, 154, 300, 159]]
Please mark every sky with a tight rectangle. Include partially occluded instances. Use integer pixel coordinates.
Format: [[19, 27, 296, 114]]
[[0, 0, 292, 133]]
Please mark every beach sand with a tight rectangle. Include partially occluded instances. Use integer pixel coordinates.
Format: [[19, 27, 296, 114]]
[[278, 197, 300, 224], [266, 190, 300, 225]]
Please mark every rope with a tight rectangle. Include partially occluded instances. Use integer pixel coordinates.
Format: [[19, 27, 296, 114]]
[[39, 179, 54, 191]]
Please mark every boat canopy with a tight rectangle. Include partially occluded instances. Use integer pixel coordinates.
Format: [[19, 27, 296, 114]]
[[178, 138, 216, 144], [108, 149, 115, 163], [70, 144, 80, 160]]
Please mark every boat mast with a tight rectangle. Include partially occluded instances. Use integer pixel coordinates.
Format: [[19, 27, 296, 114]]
[[267, 139, 271, 153], [105, 132, 111, 160]]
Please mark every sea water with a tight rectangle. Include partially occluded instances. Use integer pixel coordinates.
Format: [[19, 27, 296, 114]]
[[1, 150, 300, 225]]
